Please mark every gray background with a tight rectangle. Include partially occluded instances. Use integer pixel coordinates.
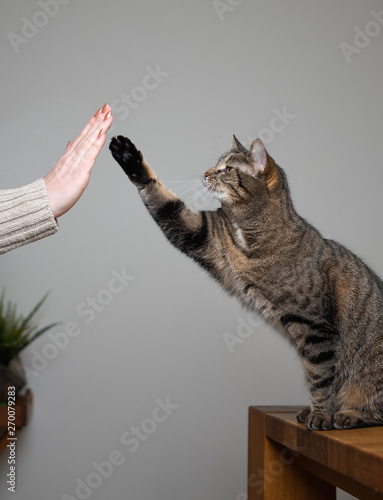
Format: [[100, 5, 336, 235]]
[[1, 0, 382, 499]]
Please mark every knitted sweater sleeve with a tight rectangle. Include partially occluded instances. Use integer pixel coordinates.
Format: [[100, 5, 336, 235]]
[[0, 178, 58, 255]]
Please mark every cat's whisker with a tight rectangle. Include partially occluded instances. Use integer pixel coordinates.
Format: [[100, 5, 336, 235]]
[[188, 185, 210, 202], [203, 185, 215, 200], [207, 134, 227, 159], [177, 182, 205, 199], [179, 189, 205, 207], [164, 179, 203, 196], [164, 181, 202, 186], [206, 184, 216, 198], [195, 185, 212, 202], [163, 177, 202, 185], [177, 185, 210, 211]]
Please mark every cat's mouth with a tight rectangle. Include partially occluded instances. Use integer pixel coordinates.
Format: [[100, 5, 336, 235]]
[[203, 178, 228, 201]]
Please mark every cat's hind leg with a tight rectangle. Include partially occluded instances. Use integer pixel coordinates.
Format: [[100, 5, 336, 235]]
[[334, 407, 383, 429], [334, 383, 383, 429]]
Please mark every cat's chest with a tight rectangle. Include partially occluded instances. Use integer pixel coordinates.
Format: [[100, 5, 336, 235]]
[[232, 223, 249, 251], [215, 239, 317, 319], [212, 237, 272, 298]]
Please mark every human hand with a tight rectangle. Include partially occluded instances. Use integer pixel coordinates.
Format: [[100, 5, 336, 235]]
[[44, 103, 113, 218]]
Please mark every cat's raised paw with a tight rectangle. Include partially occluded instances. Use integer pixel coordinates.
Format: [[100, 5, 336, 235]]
[[109, 135, 144, 183], [305, 412, 333, 431]]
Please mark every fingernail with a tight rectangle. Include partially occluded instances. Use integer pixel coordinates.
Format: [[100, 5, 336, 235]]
[[104, 111, 112, 121], [98, 129, 104, 138], [94, 108, 102, 116], [102, 103, 108, 113]]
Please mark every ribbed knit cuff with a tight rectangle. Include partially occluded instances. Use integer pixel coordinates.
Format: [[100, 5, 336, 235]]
[[0, 178, 58, 255]]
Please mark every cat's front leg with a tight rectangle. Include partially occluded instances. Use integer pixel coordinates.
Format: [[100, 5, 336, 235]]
[[296, 407, 311, 424], [109, 135, 155, 187], [297, 395, 334, 431], [301, 362, 336, 431], [109, 136, 215, 267], [284, 320, 338, 431]]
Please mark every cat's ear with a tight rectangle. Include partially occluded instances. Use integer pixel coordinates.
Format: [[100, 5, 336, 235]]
[[231, 135, 247, 153], [249, 139, 267, 174], [249, 139, 279, 193]]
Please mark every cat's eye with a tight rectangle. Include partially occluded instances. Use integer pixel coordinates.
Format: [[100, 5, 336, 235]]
[[225, 166, 233, 174]]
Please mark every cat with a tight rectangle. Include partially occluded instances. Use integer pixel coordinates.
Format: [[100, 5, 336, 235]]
[[109, 134, 383, 431]]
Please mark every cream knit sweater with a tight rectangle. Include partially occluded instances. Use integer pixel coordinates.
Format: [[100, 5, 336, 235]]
[[0, 179, 58, 255]]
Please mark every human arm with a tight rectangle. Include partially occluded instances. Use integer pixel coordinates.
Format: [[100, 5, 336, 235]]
[[0, 103, 113, 255]]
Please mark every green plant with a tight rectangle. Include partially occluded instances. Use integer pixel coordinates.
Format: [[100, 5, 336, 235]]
[[0, 290, 60, 366]]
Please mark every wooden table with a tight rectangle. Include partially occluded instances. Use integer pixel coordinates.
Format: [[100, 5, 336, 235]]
[[248, 406, 383, 500]]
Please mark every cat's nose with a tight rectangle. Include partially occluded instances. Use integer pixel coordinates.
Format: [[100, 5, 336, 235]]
[[204, 168, 215, 182]]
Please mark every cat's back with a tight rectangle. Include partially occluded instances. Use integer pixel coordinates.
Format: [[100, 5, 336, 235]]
[[322, 237, 383, 292], [320, 238, 383, 336]]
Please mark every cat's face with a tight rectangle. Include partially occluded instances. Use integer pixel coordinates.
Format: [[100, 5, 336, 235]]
[[203, 137, 275, 207]]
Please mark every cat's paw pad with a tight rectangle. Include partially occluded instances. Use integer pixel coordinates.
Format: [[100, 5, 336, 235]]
[[305, 412, 333, 431], [296, 407, 311, 424], [334, 410, 363, 430], [109, 135, 144, 180]]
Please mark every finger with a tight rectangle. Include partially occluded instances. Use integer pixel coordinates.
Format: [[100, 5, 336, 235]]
[[83, 128, 108, 163], [69, 115, 98, 151], [78, 105, 112, 144], [75, 112, 113, 157], [80, 110, 113, 147], [73, 114, 114, 168], [85, 113, 114, 160], [69, 104, 111, 151]]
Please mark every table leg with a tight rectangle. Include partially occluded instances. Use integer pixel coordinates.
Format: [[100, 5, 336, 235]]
[[248, 407, 336, 500]]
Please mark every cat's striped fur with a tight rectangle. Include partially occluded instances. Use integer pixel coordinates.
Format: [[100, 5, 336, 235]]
[[110, 134, 383, 431]]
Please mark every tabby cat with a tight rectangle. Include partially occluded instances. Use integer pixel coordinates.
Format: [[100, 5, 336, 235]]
[[109, 134, 383, 431]]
